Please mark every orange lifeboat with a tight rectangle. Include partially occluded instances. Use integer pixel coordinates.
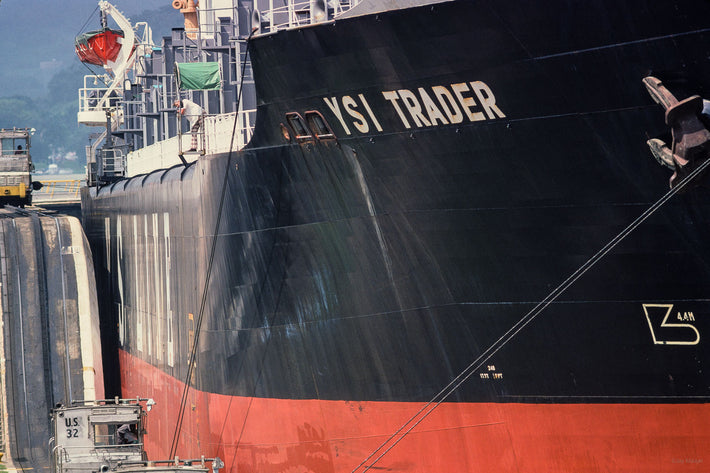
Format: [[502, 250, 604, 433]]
[[75, 28, 124, 66]]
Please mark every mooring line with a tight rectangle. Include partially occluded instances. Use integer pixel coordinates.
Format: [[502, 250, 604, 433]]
[[352, 157, 710, 473], [169, 30, 255, 459]]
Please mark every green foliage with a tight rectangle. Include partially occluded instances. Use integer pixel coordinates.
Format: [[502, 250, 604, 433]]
[[0, 4, 181, 173], [0, 64, 88, 172], [0, 97, 36, 126], [46, 65, 88, 104]]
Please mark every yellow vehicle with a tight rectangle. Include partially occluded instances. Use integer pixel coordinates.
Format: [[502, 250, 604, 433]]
[[0, 128, 37, 206]]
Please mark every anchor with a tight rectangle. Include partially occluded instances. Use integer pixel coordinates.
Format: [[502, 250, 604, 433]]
[[643, 76, 710, 188]]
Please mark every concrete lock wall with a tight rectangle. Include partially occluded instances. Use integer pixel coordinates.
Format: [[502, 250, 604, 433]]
[[0, 209, 103, 472]]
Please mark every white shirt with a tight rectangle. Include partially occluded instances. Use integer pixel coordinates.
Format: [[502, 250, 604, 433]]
[[181, 99, 203, 128]]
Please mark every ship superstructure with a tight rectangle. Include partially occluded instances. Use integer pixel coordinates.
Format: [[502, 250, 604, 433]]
[[78, 0, 710, 471]]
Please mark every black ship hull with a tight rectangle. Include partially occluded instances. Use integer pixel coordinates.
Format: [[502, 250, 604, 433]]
[[82, 0, 710, 470]]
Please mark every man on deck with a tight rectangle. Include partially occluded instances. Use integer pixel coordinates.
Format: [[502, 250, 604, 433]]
[[174, 98, 204, 152]]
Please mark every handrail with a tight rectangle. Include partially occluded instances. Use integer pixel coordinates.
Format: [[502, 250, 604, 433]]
[[176, 109, 256, 156], [33, 180, 83, 203], [195, 5, 239, 38], [255, 0, 361, 34]]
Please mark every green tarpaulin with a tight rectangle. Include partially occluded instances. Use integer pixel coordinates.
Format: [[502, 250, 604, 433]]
[[175, 62, 221, 90]]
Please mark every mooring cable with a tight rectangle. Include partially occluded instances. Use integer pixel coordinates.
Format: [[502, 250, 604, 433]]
[[351, 157, 710, 473], [169, 30, 255, 459], [75, 4, 101, 38], [75, 4, 112, 86]]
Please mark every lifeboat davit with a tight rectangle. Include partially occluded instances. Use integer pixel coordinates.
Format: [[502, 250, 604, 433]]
[[75, 28, 124, 66]]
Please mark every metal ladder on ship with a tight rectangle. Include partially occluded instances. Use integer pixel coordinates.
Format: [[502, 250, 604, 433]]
[[176, 111, 206, 165]]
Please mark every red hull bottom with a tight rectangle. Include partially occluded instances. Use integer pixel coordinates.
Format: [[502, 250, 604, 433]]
[[120, 350, 708, 472]]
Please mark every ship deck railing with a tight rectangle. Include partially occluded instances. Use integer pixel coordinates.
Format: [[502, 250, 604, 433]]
[[78, 75, 123, 125], [203, 110, 256, 153], [180, 109, 256, 155], [126, 109, 256, 176], [194, 5, 240, 38], [255, 0, 361, 34]]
